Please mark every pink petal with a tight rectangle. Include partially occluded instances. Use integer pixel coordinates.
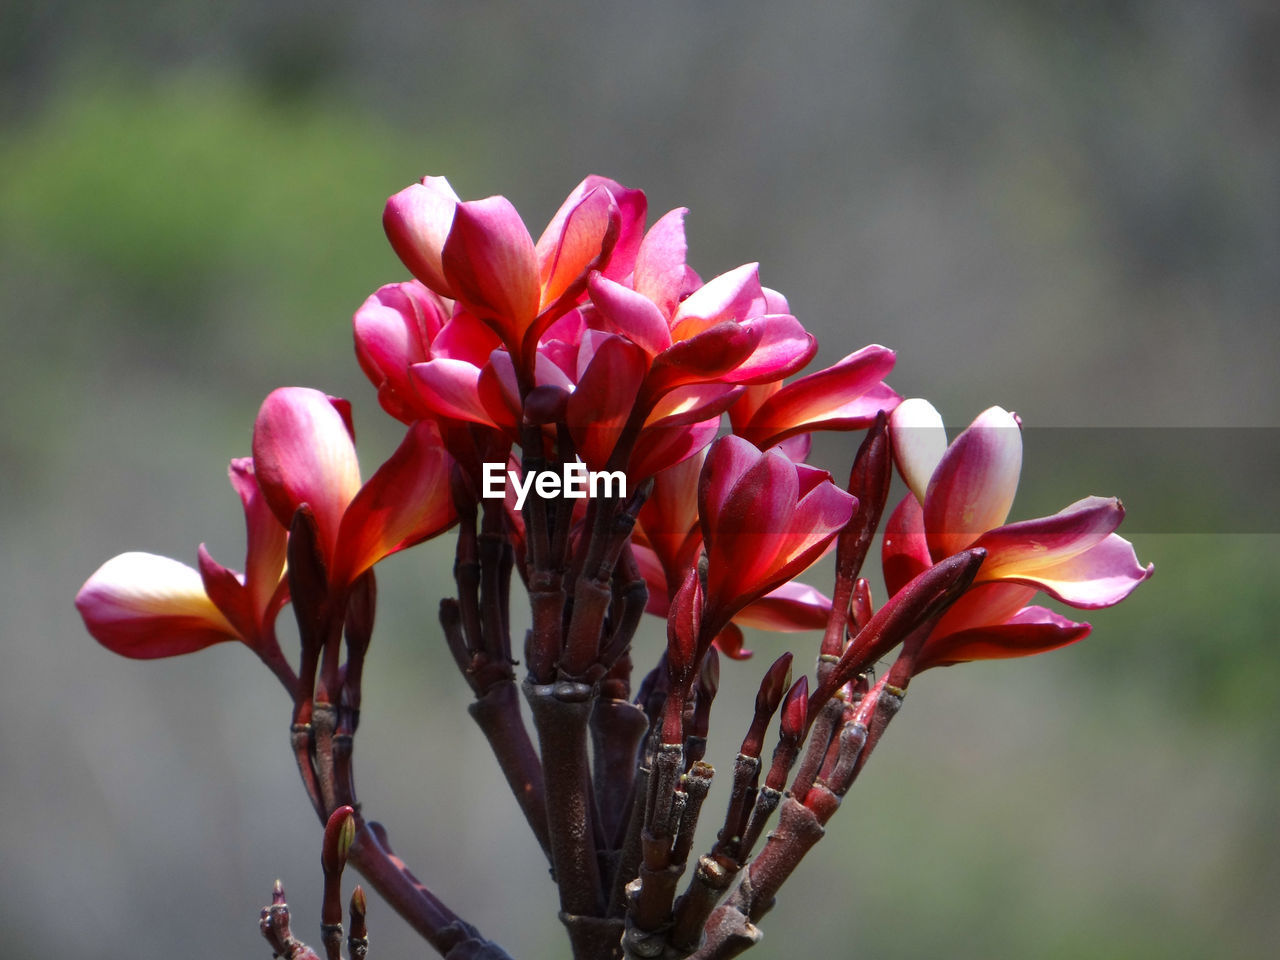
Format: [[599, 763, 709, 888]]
[[536, 185, 619, 310], [382, 177, 460, 296], [645, 383, 742, 429], [76, 552, 239, 658], [882, 494, 931, 597], [442, 196, 540, 349], [924, 406, 1022, 559], [333, 420, 457, 588], [589, 272, 673, 355], [566, 335, 648, 470], [629, 417, 719, 482], [996, 533, 1154, 608], [644, 321, 761, 397], [933, 581, 1037, 637], [916, 605, 1091, 671], [889, 398, 947, 504], [410, 358, 494, 425], [741, 344, 898, 447], [735, 581, 832, 632], [634, 207, 691, 315], [704, 447, 799, 615], [252, 388, 362, 562], [228, 458, 286, 619], [429, 312, 503, 366], [353, 282, 446, 424], [672, 263, 765, 327], [698, 434, 765, 522], [724, 315, 817, 385], [711, 623, 753, 660], [976, 496, 1125, 579], [591, 178, 649, 281]]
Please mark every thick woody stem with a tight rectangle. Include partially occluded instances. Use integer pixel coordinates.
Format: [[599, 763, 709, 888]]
[[527, 680, 605, 922], [469, 683, 551, 860]]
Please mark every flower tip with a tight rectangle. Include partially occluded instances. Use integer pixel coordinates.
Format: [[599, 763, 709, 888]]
[[322, 805, 357, 874], [272, 879, 286, 904], [780, 675, 808, 740]]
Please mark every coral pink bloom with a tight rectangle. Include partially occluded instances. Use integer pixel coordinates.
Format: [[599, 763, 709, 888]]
[[384, 175, 645, 377], [633, 451, 832, 658], [587, 208, 816, 408], [698, 436, 856, 638], [353, 280, 453, 424], [728, 343, 902, 451], [76, 459, 288, 660], [883, 399, 1153, 670], [251, 387, 456, 592]]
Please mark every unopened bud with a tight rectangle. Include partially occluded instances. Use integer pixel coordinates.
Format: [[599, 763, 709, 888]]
[[321, 805, 356, 876], [780, 676, 808, 742]]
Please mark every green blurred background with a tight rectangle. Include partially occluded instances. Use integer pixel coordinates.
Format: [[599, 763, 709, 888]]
[[2, 2, 1277, 957]]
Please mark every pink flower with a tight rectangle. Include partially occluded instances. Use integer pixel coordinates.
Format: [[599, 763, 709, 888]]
[[634, 451, 833, 659], [384, 175, 646, 380], [588, 225, 816, 407], [76, 459, 288, 660], [883, 399, 1153, 670], [698, 436, 856, 638], [251, 387, 456, 593], [352, 280, 453, 424]]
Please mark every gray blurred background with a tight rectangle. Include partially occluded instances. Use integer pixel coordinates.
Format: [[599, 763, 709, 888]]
[[2, 2, 1277, 957]]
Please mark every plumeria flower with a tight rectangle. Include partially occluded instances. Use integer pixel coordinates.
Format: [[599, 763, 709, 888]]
[[352, 279, 453, 424], [698, 435, 857, 640], [883, 399, 1153, 671], [75, 459, 292, 682], [383, 174, 646, 381], [634, 451, 832, 658], [251, 387, 456, 595]]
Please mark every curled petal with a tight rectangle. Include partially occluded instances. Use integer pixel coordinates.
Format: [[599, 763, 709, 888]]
[[889, 397, 947, 504], [382, 177, 460, 295], [725, 315, 817, 385], [975, 496, 1125, 579], [672, 263, 765, 329], [589, 272, 673, 355], [353, 281, 448, 422], [712, 623, 752, 660], [253, 388, 362, 563], [740, 345, 899, 448], [76, 552, 239, 658], [333, 421, 457, 587], [995, 533, 1154, 608], [735, 581, 832, 632], [924, 405, 1022, 558], [916, 606, 1091, 671], [645, 321, 760, 397], [442, 196, 540, 351]]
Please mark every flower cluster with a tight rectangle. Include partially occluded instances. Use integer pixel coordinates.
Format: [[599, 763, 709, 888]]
[[75, 175, 1151, 960]]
